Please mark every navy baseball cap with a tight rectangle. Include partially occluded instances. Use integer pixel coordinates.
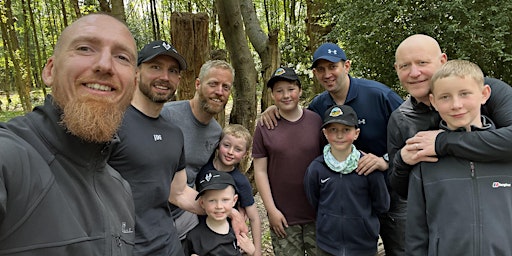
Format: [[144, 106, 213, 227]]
[[322, 105, 359, 128], [195, 170, 237, 200], [311, 43, 347, 68], [137, 40, 187, 70], [266, 67, 301, 89]]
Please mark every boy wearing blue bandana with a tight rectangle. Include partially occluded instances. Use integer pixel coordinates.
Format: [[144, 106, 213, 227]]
[[304, 105, 390, 256]]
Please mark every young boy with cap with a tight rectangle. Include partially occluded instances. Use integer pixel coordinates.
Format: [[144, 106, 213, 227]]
[[406, 60, 512, 255], [198, 124, 262, 255], [253, 67, 323, 255], [185, 170, 255, 256], [304, 105, 390, 256]]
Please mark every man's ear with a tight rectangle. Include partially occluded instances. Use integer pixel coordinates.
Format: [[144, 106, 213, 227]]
[[42, 57, 55, 86]]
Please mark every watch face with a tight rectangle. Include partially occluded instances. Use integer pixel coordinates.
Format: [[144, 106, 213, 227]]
[[383, 153, 389, 162]]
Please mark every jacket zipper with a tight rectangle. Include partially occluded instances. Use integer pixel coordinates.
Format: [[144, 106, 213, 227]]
[[470, 161, 480, 255]]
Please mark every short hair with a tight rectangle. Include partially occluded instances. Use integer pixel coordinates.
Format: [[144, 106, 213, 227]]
[[221, 124, 252, 152], [430, 60, 484, 92], [198, 60, 235, 81]]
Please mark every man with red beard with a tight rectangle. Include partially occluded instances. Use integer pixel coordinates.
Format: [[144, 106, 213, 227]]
[[0, 13, 137, 255], [160, 60, 248, 245], [109, 40, 202, 256]]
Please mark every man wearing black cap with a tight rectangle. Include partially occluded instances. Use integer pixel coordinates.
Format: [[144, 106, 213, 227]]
[[109, 40, 202, 256]]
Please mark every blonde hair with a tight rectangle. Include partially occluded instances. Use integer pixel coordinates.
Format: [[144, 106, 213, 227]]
[[430, 60, 484, 92], [221, 124, 252, 151], [198, 60, 235, 80]]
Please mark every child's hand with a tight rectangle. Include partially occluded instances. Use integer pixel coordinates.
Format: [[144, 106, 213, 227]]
[[267, 208, 288, 238], [237, 233, 256, 256]]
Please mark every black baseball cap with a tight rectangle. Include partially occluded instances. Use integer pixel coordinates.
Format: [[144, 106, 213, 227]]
[[266, 67, 301, 89], [322, 105, 359, 128], [195, 170, 237, 200], [137, 40, 187, 70]]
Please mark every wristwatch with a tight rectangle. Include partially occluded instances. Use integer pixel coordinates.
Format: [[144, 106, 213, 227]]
[[382, 153, 389, 163]]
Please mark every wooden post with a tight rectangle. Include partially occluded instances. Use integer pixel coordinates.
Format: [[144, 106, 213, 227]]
[[170, 12, 209, 101]]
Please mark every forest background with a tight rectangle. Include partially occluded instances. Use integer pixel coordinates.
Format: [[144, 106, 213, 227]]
[[1, 1, 511, 254], [2, 0, 512, 184]]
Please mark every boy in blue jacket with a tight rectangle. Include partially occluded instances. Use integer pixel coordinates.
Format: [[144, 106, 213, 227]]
[[305, 105, 390, 256]]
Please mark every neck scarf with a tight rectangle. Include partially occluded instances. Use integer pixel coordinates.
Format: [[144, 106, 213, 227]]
[[323, 144, 360, 174]]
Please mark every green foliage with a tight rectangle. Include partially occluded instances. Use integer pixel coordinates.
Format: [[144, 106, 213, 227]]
[[325, 0, 512, 97]]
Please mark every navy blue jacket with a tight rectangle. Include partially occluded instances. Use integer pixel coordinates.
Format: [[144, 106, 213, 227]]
[[304, 153, 390, 255]]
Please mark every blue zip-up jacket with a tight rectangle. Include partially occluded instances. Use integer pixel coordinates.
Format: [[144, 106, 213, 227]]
[[304, 152, 390, 255], [0, 95, 135, 255]]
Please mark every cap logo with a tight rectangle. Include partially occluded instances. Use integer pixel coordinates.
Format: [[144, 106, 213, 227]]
[[274, 68, 286, 76], [328, 49, 337, 55], [329, 106, 343, 117], [204, 172, 212, 182], [162, 42, 172, 50]]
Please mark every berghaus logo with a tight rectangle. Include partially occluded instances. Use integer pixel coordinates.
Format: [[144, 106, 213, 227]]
[[492, 182, 511, 188]]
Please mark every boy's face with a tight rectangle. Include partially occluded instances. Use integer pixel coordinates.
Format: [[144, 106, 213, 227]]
[[271, 80, 302, 113], [322, 123, 359, 152], [199, 186, 238, 221], [218, 134, 247, 167], [430, 76, 490, 131]]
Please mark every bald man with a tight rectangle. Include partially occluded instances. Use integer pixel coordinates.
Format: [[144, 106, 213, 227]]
[[388, 34, 512, 198], [0, 13, 137, 255]]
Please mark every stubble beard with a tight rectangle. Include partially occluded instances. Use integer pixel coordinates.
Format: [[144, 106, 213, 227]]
[[198, 88, 225, 115], [140, 79, 174, 104]]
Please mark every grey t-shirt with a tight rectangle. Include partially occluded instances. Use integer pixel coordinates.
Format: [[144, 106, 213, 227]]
[[161, 100, 222, 238]]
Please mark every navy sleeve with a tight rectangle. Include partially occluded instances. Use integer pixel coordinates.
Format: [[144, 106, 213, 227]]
[[368, 171, 390, 214], [436, 78, 512, 161]]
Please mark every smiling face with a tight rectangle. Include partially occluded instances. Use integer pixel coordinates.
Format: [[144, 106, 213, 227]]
[[196, 67, 233, 115], [42, 14, 137, 142], [199, 186, 238, 221], [138, 55, 181, 103], [430, 76, 490, 131], [312, 59, 350, 95], [323, 123, 360, 153], [217, 134, 248, 168], [394, 35, 447, 105], [270, 80, 302, 114]]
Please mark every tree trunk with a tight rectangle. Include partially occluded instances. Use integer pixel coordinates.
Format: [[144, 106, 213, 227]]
[[98, 0, 111, 13], [239, 0, 279, 115], [170, 12, 209, 102], [111, 0, 126, 21], [306, 0, 332, 95], [27, 0, 46, 96], [1, 0, 31, 112], [59, 0, 69, 27], [71, 0, 81, 18], [216, 0, 258, 173]]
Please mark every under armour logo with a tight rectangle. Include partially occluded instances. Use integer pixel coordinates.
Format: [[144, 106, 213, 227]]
[[153, 134, 162, 141], [358, 119, 366, 125], [328, 49, 337, 55], [121, 222, 134, 234]]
